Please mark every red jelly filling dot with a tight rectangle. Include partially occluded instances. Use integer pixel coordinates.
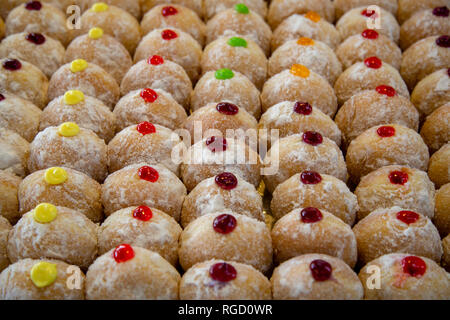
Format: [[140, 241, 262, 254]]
[[448, 68, 450, 77], [396, 210, 420, 225], [161, 29, 178, 40], [138, 165, 159, 182], [206, 136, 227, 152], [26, 33, 45, 45], [140, 88, 158, 103], [361, 9, 376, 17], [162, 6, 178, 16], [113, 244, 135, 263], [0, 94, 4, 102], [433, 6, 449, 17], [148, 55, 164, 65], [402, 256, 426, 277], [213, 214, 237, 234], [132, 205, 153, 221], [377, 125, 395, 137], [302, 131, 323, 146], [216, 102, 239, 115], [293, 102, 312, 115], [300, 171, 322, 184], [25, 1, 42, 10], [436, 35, 450, 48], [376, 85, 396, 97], [388, 170, 408, 185], [215, 172, 238, 190], [310, 259, 332, 281], [362, 29, 379, 39], [300, 207, 323, 223], [364, 56, 382, 69], [209, 262, 237, 282], [136, 121, 156, 135], [2, 59, 22, 71]]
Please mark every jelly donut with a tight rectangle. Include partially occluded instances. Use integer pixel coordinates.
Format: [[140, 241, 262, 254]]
[[268, 38, 342, 85], [434, 183, 450, 237], [271, 13, 341, 52], [190, 69, 261, 119], [180, 137, 262, 191], [271, 171, 358, 225], [334, 0, 398, 20], [179, 211, 273, 273], [40, 91, 116, 142], [0, 32, 64, 78], [355, 165, 435, 220], [48, 60, 119, 110], [0, 93, 42, 142], [180, 259, 271, 300], [354, 207, 443, 266], [262, 133, 347, 194], [0, 216, 11, 272], [113, 88, 187, 132], [0, 128, 29, 178], [85, 0, 141, 19], [0, 170, 21, 223], [203, 0, 267, 21], [400, 6, 450, 50], [335, 88, 419, 148], [141, 0, 203, 19], [268, 0, 334, 29], [107, 122, 181, 175], [134, 28, 202, 82], [201, 36, 267, 90], [261, 66, 338, 116], [400, 36, 450, 91], [271, 254, 363, 300], [18, 167, 103, 222], [443, 235, 450, 271], [101, 163, 186, 220], [346, 125, 429, 183], [181, 172, 264, 228], [411, 69, 450, 119], [98, 206, 182, 265], [334, 58, 409, 105], [7, 204, 98, 269], [421, 104, 450, 153], [5, 1, 73, 46], [78, 3, 141, 54], [86, 245, 180, 300], [336, 30, 402, 70], [120, 57, 192, 109], [65, 28, 132, 85], [359, 253, 450, 299], [428, 144, 450, 188], [141, 4, 205, 46], [206, 5, 272, 56], [258, 101, 341, 149], [0, 258, 85, 300], [398, 0, 450, 24], [0, 58, 48, 109]]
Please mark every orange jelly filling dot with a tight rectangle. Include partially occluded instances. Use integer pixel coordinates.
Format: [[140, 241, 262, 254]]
[[305, 11, 321, 22], [290, 64, 310, 78], [297, 37, 314, 46]]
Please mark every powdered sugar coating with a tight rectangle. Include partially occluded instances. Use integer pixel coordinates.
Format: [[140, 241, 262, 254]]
[[334, 0, 398, 19], [203, 0, 267, 20], [0, 170, 22, 224], [141, 0, 203, 18], [428, 143, 450, 188], [85, 0, 141, 19], [0, 128, 29, 178], [397, 0, 449, 24], [420, 103, 450, 153], [0, 216, 11, 271]]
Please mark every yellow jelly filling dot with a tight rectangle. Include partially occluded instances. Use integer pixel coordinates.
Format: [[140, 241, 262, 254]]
[[58, 122, 80, 137], [70, 59, 88, 73], [297, 37, 315, 46], [91, 2, 108, 12], [63, 90, 84, 105], [290, 64, 310, 78], [33, 203, 58, 224], [88, 27, 104, 39], [305, 11, 321, 22], [44, 167, 68, 185], [30, 262, 58, 288]]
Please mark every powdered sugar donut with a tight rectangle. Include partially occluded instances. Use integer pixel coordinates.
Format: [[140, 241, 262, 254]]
[[201, 36, 267, 90], [85, 0, 141, 19], [28, 124, 108, 182], [203, 0, 267, 20], [346, 125, 429, 183], [0, 216, 11, 272], [271, 171, 358, 225], [271, 254, 363, 300], [18, 167, 103, 222], [120, 57, 192, 109], [181, 172, 263, 228], [268, 38, 342, 85], [86, 245, 180, 300], [101, 163, 186, 220], [0, 58, 48, 109], [8, 204, 98, 269], [107, 122, 181, 175], [261, 66, 338, 116], [0, 128, 29, 178], [398, 0, 450, 24], [434, 183, 450, 237], [263, 133, 347, 194], [443, 235, 450, 271], [0, 32, 64, 78], [428, 144, 450, 188], [355, 165, 435, 220], [43, 0, 89, 12], [141, 0, 203, 18], [98, 206, 181, 265], [336, 30, 402, 70], [334, 0, 397, 20], [421, 104, 450, 153], [179, 211, 273, 273], [0, 93, 42, 142], [358, 253, 450, 299], [113, 88, 187, 132], [0, 170, 21, 224]]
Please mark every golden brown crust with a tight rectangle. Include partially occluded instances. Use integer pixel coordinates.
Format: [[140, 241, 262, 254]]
[[420, 104, 450, 153], [0, 170, 21, 224], [334, 0, 398, 20], [397, 0, 449, 24], [442, 234, 450, 272], [0, 216, 11, 272], [141, 0, 203, 19], [428, 144, 450, 188], [0, 128, 29, 178], [434, 183, 450, 237], [86, 0, 141, 19]]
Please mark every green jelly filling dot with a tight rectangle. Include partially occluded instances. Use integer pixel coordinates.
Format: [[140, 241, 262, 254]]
[[227, 37, 247, 48], [215, 68, 234, 80], [235, 3, 249, 14]]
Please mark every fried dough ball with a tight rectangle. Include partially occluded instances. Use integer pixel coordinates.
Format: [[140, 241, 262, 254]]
[[141, 0, 202, 18], [434, 183, 450, 237], [334, 0, 398, 20], [0, 216, 11, 272], [203, 0, 267, 21], [397, 0, 449, 24], [420, 104, 450, 153], [428, 144, 450, 188], [85, 0, 141, 19], [0, 170, 21, 224], [443, 234, 450, 271], [0, 128, 29, 178]]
